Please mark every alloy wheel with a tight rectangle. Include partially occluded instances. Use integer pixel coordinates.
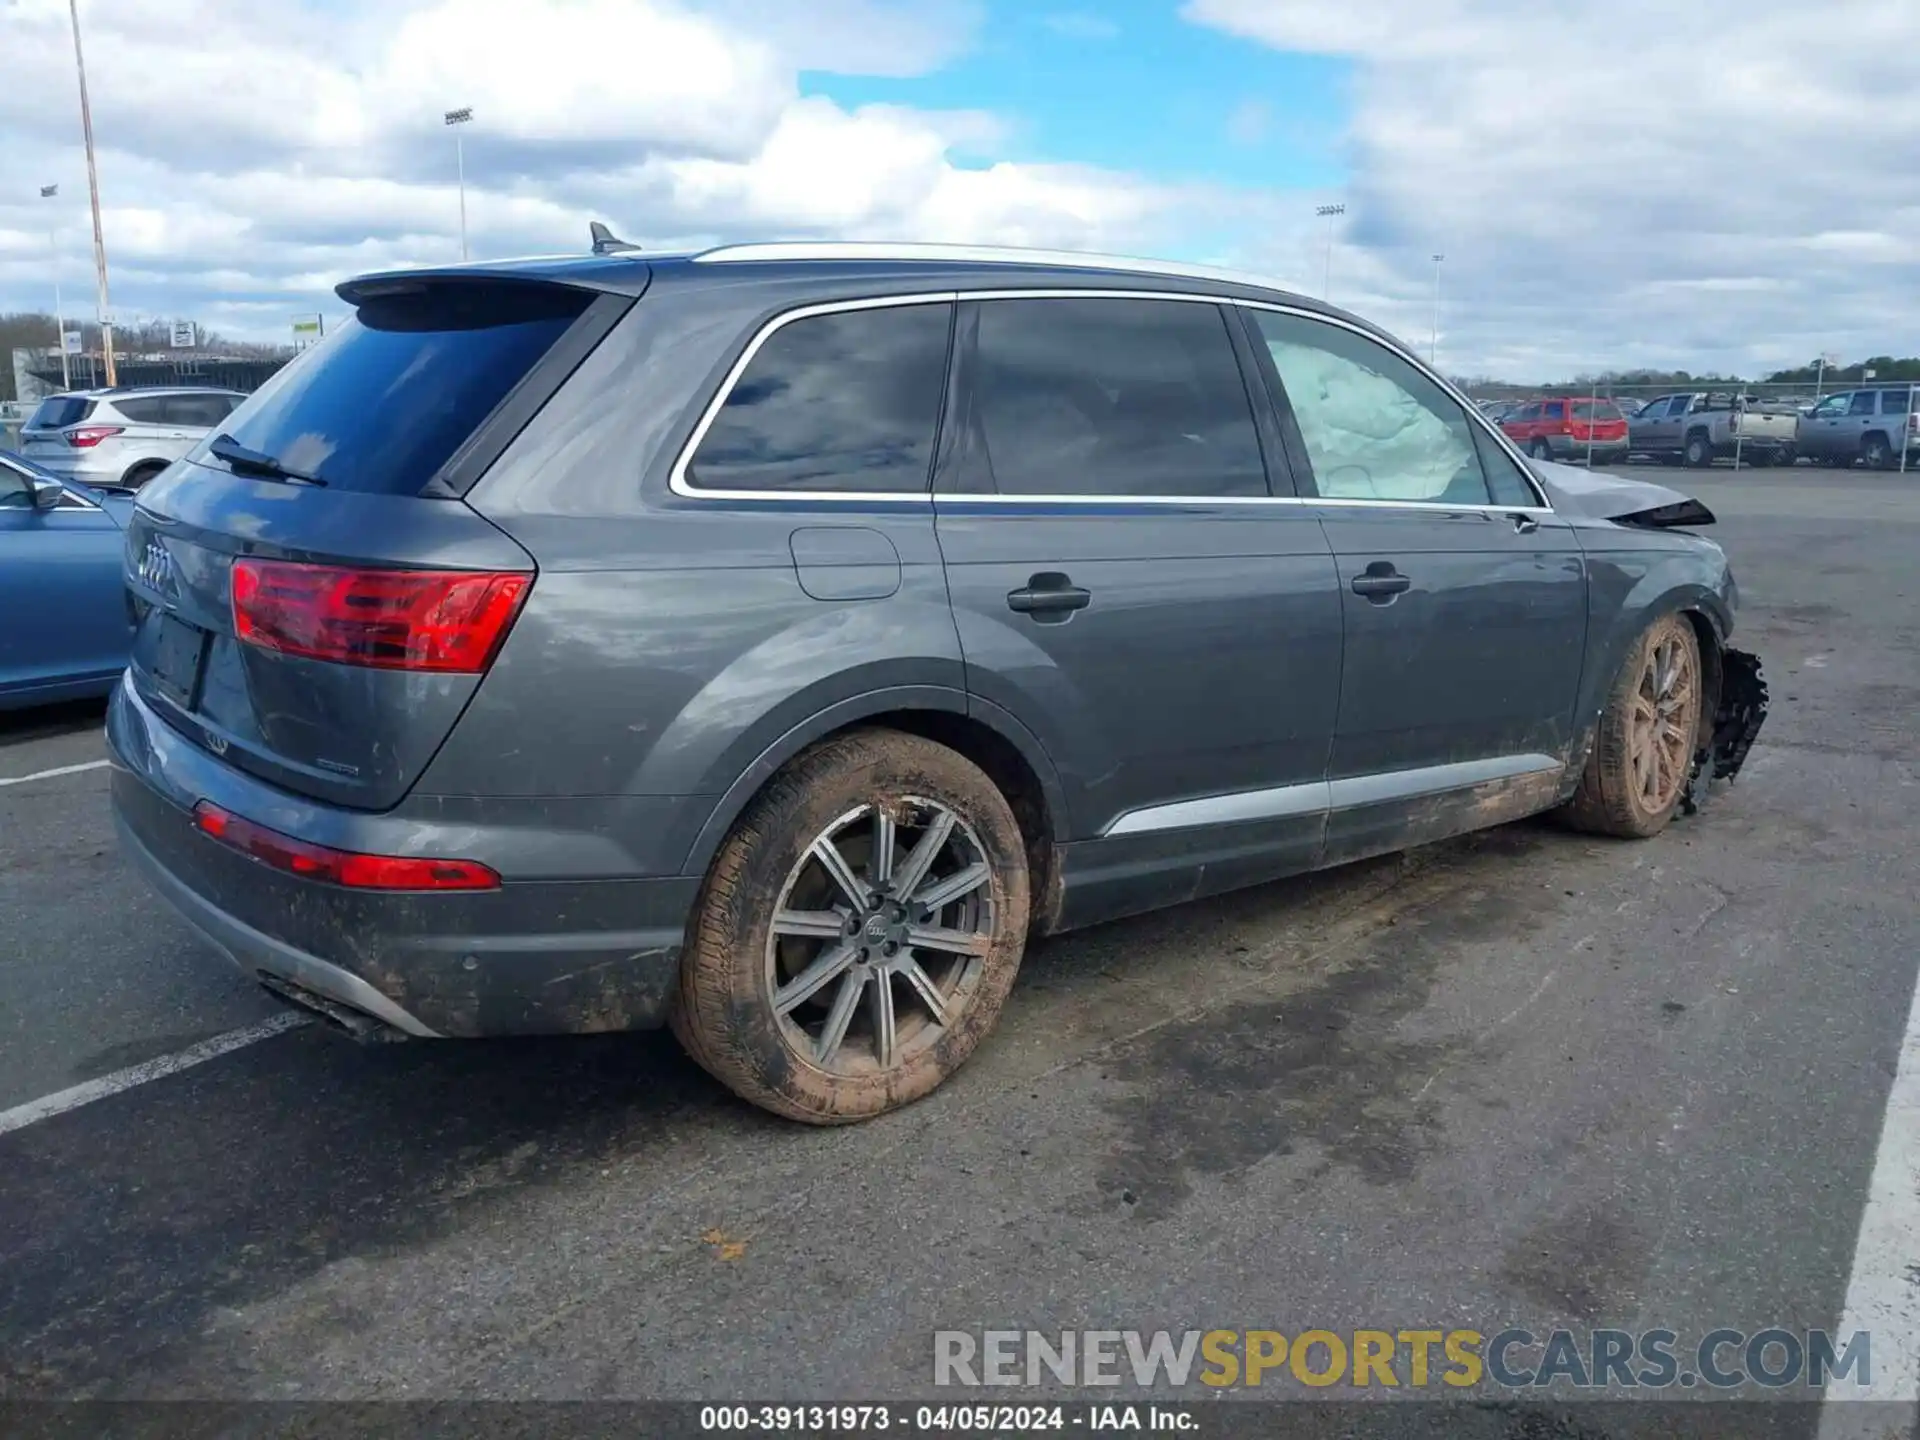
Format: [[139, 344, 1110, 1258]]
[[1628, 633, 1697, 812], [765, 798, 994, 1074]]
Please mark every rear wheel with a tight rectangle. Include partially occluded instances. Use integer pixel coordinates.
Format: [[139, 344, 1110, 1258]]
[[1684, 432, 1713, 468], [1529, 438, 1552, 460], [1562, 613, 1704, 839], [1863, 434, 1894, 471], [120, 462, 167, 489], [672, 728, 1031, 1124]]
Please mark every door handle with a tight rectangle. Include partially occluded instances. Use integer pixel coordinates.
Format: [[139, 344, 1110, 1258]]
[[1350, 563, 1411, 601], [1510, 512, 1539, 534], [1007, 573, 1092, 617]]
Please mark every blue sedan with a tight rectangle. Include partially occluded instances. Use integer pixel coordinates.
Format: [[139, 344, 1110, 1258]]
[[1, 449, 137, 710]]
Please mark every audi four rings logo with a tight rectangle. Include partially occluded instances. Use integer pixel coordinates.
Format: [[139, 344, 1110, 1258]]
[[137, 539, 177, 595]]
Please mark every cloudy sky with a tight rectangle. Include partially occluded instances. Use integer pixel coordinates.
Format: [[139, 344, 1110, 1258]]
[[1, 0, 1915, 378]]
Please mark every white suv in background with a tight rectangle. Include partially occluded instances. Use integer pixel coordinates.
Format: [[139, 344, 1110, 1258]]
[[18, 387, 248, 491]]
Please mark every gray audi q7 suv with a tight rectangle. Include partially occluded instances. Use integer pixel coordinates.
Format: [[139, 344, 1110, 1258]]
[[108, 239, 1767, 1124]]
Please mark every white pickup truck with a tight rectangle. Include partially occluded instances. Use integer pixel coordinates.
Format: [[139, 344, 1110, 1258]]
[[1627, 392, 1800, 468]]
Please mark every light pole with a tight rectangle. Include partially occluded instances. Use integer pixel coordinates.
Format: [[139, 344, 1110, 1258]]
[[40, 184, 71, 390], [1429, 254, 1444, 366], [68, 0, 115, 386], [445, 107, 473, 260], [1316, 203, 1344, 300]]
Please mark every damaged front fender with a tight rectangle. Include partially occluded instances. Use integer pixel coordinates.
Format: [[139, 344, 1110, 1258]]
[[1681, 648, 1769, 815]]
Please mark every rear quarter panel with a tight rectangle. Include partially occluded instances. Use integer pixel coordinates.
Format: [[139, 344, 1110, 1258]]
[[434, 273, 984, 880]]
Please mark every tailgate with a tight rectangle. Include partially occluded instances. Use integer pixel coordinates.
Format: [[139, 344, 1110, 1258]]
[[122, 277, 617, 812]]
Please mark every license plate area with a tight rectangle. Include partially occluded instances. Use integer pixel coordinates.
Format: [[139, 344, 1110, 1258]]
[[151, 614, 209, 709]]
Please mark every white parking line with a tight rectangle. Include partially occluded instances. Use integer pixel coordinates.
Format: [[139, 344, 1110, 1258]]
[[0, 758, 110, 788], [0, 1012, 311, 1138], [1817, 960, 1920, 1438]]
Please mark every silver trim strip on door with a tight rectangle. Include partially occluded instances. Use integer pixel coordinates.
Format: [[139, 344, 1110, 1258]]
[[1101, 753, 1564, 838], [667, 288, 1553, 511]]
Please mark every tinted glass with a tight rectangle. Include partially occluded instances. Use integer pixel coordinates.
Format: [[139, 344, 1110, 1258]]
[[0, 457, 31, 507], [1472, 425, 1541, 507], [689, 304, 951, 494], [1849, 392, 1878, 416], [1883, 390, 1917, 414], [1543, 401, 1566, 420], [1252, 309, 1491, 504], [208, 283, 588, 494], [164, 393, 236, 427], [969, 298, 1265, 498], [113, 397, 171, 424], [28, 397, 94, 429], [1572, 401, 1622, 420]]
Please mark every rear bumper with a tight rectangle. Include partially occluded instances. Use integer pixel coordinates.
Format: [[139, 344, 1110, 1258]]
[[17, 449, 112, 483], [107, 680, 698, 1037], [1547, 435, 1628, 461]]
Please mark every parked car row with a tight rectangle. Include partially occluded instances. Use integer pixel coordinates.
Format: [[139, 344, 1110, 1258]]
[[1476, 387, 1919, 470]]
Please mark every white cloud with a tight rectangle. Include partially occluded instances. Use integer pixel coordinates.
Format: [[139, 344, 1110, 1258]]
[[0, 0, 1215, 346], [1184, 0, 1920, 376]]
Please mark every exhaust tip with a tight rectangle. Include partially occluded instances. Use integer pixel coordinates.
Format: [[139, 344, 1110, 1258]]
[[257, 974, 410, 1044]]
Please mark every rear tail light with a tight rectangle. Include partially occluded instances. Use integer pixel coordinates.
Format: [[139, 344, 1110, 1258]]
[[193, 801, 501, 891], [65, 426, 124, 448], [231, 560, 530, 673], [1728, 412, 1740, 434]]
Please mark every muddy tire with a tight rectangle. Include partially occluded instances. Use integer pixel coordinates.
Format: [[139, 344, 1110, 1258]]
[[671, 728, 1030, 1125], [1561, 613, 1704, 839]]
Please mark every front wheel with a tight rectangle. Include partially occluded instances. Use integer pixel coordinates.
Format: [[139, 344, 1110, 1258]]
[[672, 728, 1031, 1124], [1561, 613, 1705, 839]]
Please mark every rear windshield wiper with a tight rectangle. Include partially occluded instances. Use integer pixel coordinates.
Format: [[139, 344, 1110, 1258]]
[[208, 433, 327, 487]]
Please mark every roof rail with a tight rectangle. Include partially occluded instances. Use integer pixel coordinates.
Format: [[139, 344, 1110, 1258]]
[[690, 241, 1301, 296]]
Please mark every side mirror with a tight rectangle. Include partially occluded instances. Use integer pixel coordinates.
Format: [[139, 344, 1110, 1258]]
[[29, 473, 65, 510]]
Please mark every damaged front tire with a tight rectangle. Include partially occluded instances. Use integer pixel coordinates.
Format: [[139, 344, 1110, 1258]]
[[1562, 613, 1704, 839]]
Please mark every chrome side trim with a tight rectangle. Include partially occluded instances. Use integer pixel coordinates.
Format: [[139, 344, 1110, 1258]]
[[669, 286, 1551, 512], [1326, 753, 1563, 810], [1104, 780, 1330, 837], [1100, 752, 1564, 838]]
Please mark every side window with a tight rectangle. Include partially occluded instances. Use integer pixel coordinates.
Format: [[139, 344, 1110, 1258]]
[[1849, 391, 1878, 417], [1884, 390, 1915, 416], [687, 302, 952, 493], [1249, 309, 1492, 504], [1513, 402, 1541, 422], [1811, 394, 1848, 418], [1544, 401, 1566, 421], [0, 461, 32, 508], [965, 297, 1266, 498], [1472, 425, 1542, 507], [113, 397, 170, 424], [166, 393, 236, 428]]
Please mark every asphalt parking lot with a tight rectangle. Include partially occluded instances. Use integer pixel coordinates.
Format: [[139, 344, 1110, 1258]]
[[3, 466, 1918, 1433]]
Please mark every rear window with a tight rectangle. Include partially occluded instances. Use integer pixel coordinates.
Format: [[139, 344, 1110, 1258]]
[[206, 283, 589, 494], [1572, 401, 1622, 420], [1882, 390, 1918, 415], [28, 396, 94, 429], [113, 396, 172, 424]]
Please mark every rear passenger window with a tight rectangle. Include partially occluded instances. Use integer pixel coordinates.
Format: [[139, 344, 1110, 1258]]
[[1249, 309, 1493, 504], [966, 297, 1266, 498], [165, 393, 237, 427], [688, 303, 952, 493], [113, 397, 171, 424], [1849, 392, 1878, 416], [1883, 390, 1916, 415]]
